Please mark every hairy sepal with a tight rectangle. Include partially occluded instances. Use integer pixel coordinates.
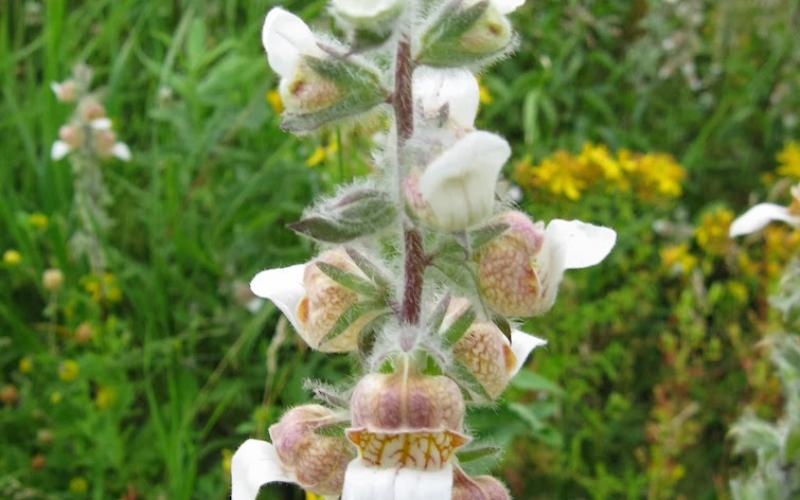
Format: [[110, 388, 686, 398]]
[[289, 189, 397, 243], [320, 300, 388, 346]]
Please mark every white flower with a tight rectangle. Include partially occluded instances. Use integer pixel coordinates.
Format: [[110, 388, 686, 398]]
[[51, 140, 72, 160], [261, 8, 324, 81], [231, 439, 338, 500], [730, 195, 800, 237], [332, 0, 404, 29], [250, 264, 307, 336], [413, 67, 480, 129], [341, 459, 453, 500], [510, 329, 548, 376], [50, 80, 77, 103], [418, 131, 510, 231], [465, 0, 526, 14]]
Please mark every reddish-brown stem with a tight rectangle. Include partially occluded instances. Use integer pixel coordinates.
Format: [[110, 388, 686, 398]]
[[393, 35, 425, 324]]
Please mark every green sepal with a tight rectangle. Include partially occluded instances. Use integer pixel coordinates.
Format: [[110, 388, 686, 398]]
[[441, 304, 476, 345], [469, 222, 509, 252], [492, 315, 512, 341], [311, 385, 350, 409], [345, 247, 392, 290], [320, 300, 386, 346], [428, 294, 452, 333], [289, 189, 397, 244], [313, 422, 348, 438], [418, 0, 508, 67], [282, 56, 388, 132], [453, 359, 492, 401], [316, 261, 380, 297]]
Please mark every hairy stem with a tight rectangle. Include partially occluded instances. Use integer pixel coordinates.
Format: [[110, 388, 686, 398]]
[[393, 34, 426, 325]]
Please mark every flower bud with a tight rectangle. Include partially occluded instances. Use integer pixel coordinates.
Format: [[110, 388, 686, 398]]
[[297, 248, 380, 352], [262, 8, 387, 131], [452, 468, 510, 500], [444, 298, 515, 399], [417, 1, 519, 67], [476, 211, 616, 317], [476, 211, 546, 316], [331, 0, 404, 35], [268, 405, 352, 496], [348, 358, 469, 469], [51, 80, 77, 103], [42, 268, 64, 292], [413, 67, 480, 131], [78, 97, 107, 122], [37, 428, 55, 446], [59, 125, 84, 150], [405, 131, 510, 232]]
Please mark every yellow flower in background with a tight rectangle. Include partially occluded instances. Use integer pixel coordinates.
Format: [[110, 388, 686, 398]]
[[266, 89, 283, 114], [28, 213, 49, 229], [660, 243, 697, 276], [695, 208, 734, 256], [578, 143, 624, 185], [19, 357, 33, 374], [305, 141, 338, 168], [58, 360, 80, 382], [81, 273, 122, 304], [95, 385, 116, 410], [3, 249, 21, 266], [478, 81, 493, 105], [634, 152, 685, 198], [776, 140, 800, 178], [50, 392, 62, 404], [68, 477, 88, 494], [528, 150, 585, 200]]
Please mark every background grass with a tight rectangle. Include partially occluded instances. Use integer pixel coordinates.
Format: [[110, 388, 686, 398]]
[[2, 0, 799, 499]]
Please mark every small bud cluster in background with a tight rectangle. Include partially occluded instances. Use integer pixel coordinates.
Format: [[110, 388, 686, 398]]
[[50, 64, 130, 274], [232, 1, 616, 499]]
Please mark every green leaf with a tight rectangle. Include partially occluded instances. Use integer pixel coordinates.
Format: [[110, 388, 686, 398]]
[[442, 306, 476, 345], [510, 371, 564, 396], [508, 402, 544, 431], [469, 222, 508, 251], [287, 216, 359, 243], [320, 301, 385, 346], [316, 261, 380, 297], [493, 315, 512, 341]]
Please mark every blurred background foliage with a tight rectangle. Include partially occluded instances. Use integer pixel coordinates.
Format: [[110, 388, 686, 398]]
[[1, 0, 799, 498]]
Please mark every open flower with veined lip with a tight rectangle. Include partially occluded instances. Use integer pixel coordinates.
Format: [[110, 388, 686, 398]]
[[250, 248, 386, 352], [729, 184, 800, 237], [442, 297, 547, 399], [231, 405, 352, 500], [476, 211, 616, 317], [405, 131, 511, 232], [413, 66, 480, 130]]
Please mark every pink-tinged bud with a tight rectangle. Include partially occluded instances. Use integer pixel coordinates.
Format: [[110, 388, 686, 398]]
[[348, 359, 470, 470], [93, 129, 117, 158], [476, 211, 549, 317], [51, 80, 78, 103], [58, 125, 84, 149], [281, 62, 343, 114], [444, 298, 516, 399], [297, 248, 378, 352], [78, 97, 107, 122], [452, 468, 510, 500], [268, 404, 352, 496]]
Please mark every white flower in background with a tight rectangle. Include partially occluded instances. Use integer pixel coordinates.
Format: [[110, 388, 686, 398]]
[[406, 131, 510, 232], [477, 211, 616, 317], [331, 0, 404, 32], [413, 67, 480, 130], [50, 80, 77, 103], [729, 185, 800, 237], [50, 118, 131, 162]]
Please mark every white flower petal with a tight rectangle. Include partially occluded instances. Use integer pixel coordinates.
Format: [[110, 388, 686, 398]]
[[246, 298, 265, 314], [262, 8, 323, 79], [50, 82, 62, 97], [51, 141, 71, 160], [493, 0, 526, 14], [111, 142, 132, 161], [341, 459, 453, 500], [545, 219, 617, 270], [510, 329, 547, 376], [250, 264, 306, 335], [413, 67, 480, 129], [332, 0, 401, 19], [90, 118, 112, 130], [730, 203, 800, 237], [419, 131, 510, 231], [231, 439, 298, 500]]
